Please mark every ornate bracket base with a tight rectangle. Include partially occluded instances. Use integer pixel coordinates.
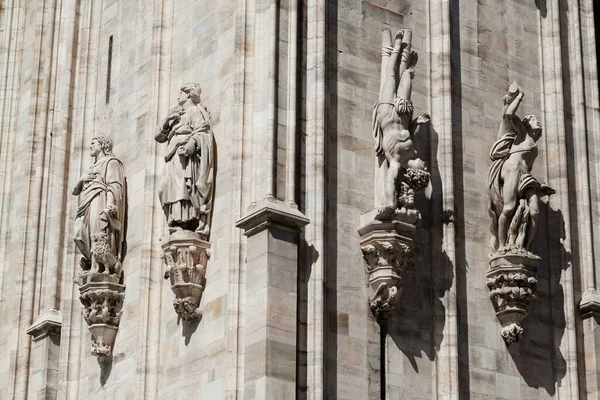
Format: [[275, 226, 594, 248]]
[[359, 218, 415, 319], [77, 273, 125, 357], [161, 229, 209, 321], [580, 288, 600, 319], [487, 249, 539, 344]]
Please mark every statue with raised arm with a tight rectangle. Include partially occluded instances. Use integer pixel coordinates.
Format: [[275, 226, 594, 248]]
[[373, 29, 430, 221], [155, 83, 215, 239], [486, 83, 555, 344], [73, 136, 127, 278], [487, 83, 555, 252]]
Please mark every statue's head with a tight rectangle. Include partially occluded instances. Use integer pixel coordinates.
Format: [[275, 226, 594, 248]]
[[178, 83, 202, 106], [407, 158, 425, 171], [522, 115, 542, 141], [90, 135, 113, 157]]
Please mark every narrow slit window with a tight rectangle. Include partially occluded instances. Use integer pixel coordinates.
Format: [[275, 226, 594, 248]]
[[106, 35, 113, 104]]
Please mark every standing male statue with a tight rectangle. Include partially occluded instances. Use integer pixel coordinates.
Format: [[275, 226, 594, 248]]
[[73, 136, 127, 277], [487, 83, 555, 252], [155, 83, 215, 239], [373, 29, 430, 220]]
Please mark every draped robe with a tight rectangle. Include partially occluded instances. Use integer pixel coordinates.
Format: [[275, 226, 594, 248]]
[[74, 157, 127, 263]]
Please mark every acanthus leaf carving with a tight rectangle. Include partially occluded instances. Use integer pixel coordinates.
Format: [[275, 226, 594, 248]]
[[161, 230, 209, 321], [359, 221, 414, 319]]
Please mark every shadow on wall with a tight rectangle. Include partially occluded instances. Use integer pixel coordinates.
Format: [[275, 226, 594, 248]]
[[388, 1, 472, 397], [508, 202, 568, 396], [535, 0, 548, 18], [387, 123, 454, 373]]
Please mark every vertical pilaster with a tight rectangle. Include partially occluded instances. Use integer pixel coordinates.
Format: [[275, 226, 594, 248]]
[[539, 1, 580, 397], [429, 0, 459, 398], [236, 202, 308, 399]]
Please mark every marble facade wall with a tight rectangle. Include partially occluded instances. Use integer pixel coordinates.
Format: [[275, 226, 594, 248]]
[[0, 0, 599, 399]]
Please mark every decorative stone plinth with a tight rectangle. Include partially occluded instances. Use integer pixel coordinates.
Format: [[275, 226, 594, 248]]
[[580, 288, 600, 319], [77, 273, 125, 357], [359, 218, 415, 319], [161, 229, 210, 321], [487, 249, 539, 344]]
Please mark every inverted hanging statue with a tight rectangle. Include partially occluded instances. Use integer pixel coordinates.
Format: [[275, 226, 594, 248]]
[[73, 136, 127, 357], [372, 29, 430, 223], [359, 29, 430, 319], [155, 83, 215, 321], [486, 82, 555, 343]]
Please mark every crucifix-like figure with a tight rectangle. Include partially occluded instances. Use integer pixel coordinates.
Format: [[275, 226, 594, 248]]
[[373, 29, 430, 219]]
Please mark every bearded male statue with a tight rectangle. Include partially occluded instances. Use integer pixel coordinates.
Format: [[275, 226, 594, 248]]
[[73, 136, 127, 278]]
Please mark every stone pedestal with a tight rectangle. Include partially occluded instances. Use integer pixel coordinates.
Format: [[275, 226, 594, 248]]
[[76, 273, 125, 357], [161, 229, 210, 321], [487, 250, 539, 344], [580, 288, 600, 319], [358, 217, 416, 319], [236, 200, 309, 399]]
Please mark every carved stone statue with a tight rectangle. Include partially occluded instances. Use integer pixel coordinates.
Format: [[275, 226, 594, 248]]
[[373, 29, 430, 222], [156, 83, 215, 321], [486, 83, 555, 343], [73, 136, 127, 277], [487, 82, 555, 252], [155, 83, 215, 239], [359, 29, 429, 320], [73, 136, 127, 357]]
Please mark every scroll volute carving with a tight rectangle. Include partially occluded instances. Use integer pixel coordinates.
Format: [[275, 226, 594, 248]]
[[359, 28, 429, 320], [486, 82, 554, 343], [73, 136, 127, 357], [155, 83, 216, 321]]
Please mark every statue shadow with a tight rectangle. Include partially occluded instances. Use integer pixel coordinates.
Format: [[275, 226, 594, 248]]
[[180, 314, 202, 346], [387, 122, 465, 384], [297, 242, 320, 399], [535, 0, 548, 18], [387, 6, 471, 393], [507, 201, 568, 396], [99, 355, 113, 386]]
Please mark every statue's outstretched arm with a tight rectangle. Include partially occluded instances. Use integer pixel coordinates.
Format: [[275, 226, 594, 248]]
[[505, 91, 523, 119]]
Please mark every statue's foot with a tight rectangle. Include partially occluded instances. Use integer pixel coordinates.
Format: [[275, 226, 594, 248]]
[[375, 205, 396, 221]]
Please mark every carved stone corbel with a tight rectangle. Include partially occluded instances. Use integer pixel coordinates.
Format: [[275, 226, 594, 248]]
[[77, 274, 125, 356], [487, 251, 539, 343], [359, 220, 415, 319], [161, 230, 209, 321]]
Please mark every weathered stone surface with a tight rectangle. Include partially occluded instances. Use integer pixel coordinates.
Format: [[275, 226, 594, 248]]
[[1, 1, 599, 399]]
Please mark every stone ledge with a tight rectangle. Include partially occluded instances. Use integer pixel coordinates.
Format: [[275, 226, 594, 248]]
[[580, 288, 600, 319], [236, 198, 310, 237], [26, 309, 62, 341]]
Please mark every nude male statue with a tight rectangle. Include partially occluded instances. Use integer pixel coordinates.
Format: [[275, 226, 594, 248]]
[[488, 83, 555, 251], [373, 29, 430, 218]]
